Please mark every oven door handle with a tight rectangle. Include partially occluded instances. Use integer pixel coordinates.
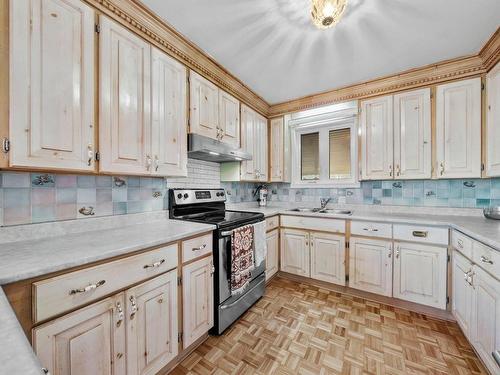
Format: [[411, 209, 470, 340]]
[[220, 280, 263, 310], [220, 230, 233, 237]]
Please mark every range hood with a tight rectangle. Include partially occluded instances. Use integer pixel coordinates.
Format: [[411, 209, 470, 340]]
[[187, 133, 252, 163]]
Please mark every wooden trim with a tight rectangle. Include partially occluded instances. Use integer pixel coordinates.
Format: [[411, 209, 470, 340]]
[[479, 27, 500, 72]]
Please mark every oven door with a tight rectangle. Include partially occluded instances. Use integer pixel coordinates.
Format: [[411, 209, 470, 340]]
[[216, 222, 266, 305]]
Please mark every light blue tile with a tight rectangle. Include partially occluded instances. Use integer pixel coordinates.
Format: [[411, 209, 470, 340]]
[[77, 188, 96, 203], [56, 188, 77, 204], [4, 188, 30, 208], [448, 198, 463, 208], [437, 180, 449, 190], [32, 205, 55, 223], [96, 176, 112, 187], [2, 172, 30, 188], [113, 202, 127, 215], [372, 181, 382, 189], [382, 181, 393, 189], [412, 181, 424, 198], [476, 199, 490, 208], [152, 178, 164, 189], [393, 188, 402, 198], [462, 185, 476, 199], [463, 198, 476, 208], [112, 188, 127, 202], [491, 188, 500, 199], [383, 189, 392, 197], [96, 188, 112, 203], [140, 177, 153, 187], [127, 188, 141, 201], [77, 175, 96, 188], [491, 179, 500, 189]]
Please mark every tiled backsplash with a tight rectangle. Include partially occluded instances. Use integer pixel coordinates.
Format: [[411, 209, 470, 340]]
[[167, 159, 221, 189], [223, 179, 500, 209]]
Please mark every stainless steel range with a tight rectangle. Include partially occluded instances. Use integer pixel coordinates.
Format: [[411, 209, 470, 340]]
[[168, 188, 266, 334]]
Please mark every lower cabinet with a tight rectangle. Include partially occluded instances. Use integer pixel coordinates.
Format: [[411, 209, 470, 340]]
[[33, 270, 178, 375], [280, 228, 310, 277], [393, 241, 448, 309], [182, 256, 214, 349], [470, 266, 500, 374], [452, 250, 473, 336], [266, 229, 279, 280], [349, 237, 393, 296], [310, 232, 345, 285]]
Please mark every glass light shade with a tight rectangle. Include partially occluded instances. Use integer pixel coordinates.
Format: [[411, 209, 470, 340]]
[[311, 0, 347, 29]]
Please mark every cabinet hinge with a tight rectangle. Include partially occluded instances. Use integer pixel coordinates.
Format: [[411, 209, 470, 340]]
[[345, 275, 349, 282], [446, 296, 450, 305], [2, 138, 10, 153], [95, 24, 101, 33], [447, 254, 451, 262], [481, 163, 485, 171], [178, 332, 183, 343], [95, 151, 100, 161], [345, 241, 349, 249], [177, 276, 182, 286], [481, 83, 485, 90]]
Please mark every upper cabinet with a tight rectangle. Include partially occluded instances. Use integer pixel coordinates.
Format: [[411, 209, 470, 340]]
[[189, 71, 219, 139], [486, 62, 500, 177], [9, 0, 96, 171], [240, 104, 268, 182], [360, 95, 394, 180], [151, 47, 187, 176], [270, 117, 284, 182], [218, 90, 240, 147], [436, 77, 482, 178], [393, 88, 432, 179], [99, 16, 151, 175], [361, 89, 431, 180]]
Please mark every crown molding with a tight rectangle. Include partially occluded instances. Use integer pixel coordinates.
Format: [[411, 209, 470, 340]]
[[85, 0, 270, 116], [479, 27, 500, 72]]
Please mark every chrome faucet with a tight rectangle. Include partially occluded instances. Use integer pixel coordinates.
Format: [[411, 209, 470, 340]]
[[320, 198, 331, 210]]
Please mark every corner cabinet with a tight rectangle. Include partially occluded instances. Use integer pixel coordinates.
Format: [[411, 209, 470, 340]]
[[435, 78, 482, 178], [189, 71, 219, 140], [486, 62, 500, 177], [240, 104, 268, 182], [99, 16, 151, 175], [9, 0, 96, 171]]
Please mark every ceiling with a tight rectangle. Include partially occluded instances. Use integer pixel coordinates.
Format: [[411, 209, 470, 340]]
[[141, 0, 500, 105]]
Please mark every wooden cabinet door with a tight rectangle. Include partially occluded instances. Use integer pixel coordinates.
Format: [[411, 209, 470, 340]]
[[266, 229, 279, 280], [99, 16, 151, 174], [349, 237, 393, 296], [183, 256, 214, 349], [393, 88, 431, 179], [240, 104, 256, 180], [393, 242, 447, 309], [310, 232, 345, 285], [280, 228, 310, 277], [33, 294, 126, 375], [360, 95, 394, 180], [189, 71, 218, 140], [270, 117, 284, 182], [126, 270, 178, 375], [452, 250, 473, 338], [255, 113, 268, 181], [486, 62, 500, 177], [471, 266, 500, 374], [151, 47, 187, 177], [10, 0, 95, 171], [218, 90, 240, 147], [436, 78, 482, 178]]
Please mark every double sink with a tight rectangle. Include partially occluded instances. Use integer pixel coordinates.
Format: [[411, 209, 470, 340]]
[[289, 207, 353, 215]]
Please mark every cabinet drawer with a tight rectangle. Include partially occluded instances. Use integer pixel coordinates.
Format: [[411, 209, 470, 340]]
[[473, 242, 500, 278], [182, 233, 213, 263], [451, 230, 473, 259], [33, 243, 178, 323], [280, 215, 345, 233], [393, 224, 448, 245], [266, 216, 279, 231], [351, 221, 392, 239]]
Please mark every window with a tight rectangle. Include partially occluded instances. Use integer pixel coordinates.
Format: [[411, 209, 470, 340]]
[[290, 103, 359, 188]]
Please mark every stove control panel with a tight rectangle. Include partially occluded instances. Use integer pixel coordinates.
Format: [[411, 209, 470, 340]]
[[170, 189, 226, 205]]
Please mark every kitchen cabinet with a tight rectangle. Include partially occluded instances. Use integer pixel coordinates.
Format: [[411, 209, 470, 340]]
[[33, 294, 126, 375], [270, 117, 285, 182], [240, 104, 268, 181], [310, 232, 345, 285], [99, 16, 151, 175], [266, 229, 279, 280], [189, 71, 219, 140], [486, 62, 500, 177], [182, 256, 214, 348], [360, 95, 393, 180], [126, 270, 178, 375], [349, 237, 393, 296], [218, 90, 240, 147], [393, 88, 432, 179], [151, 47, 187, 177], [471, 266, 500, 374], [393, 241, 447, 309], [452, 250, 473, 337], [435, 77, 482, 178], [9, 0, 96, 171], [280, 228, 310, 277]]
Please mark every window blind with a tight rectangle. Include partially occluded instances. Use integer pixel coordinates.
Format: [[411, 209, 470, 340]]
[[329, 128, 351, 179], [301, 132, 319, 180]]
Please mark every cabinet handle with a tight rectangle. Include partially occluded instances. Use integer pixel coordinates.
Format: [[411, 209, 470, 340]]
[[210, 264, 215, 276], [389, 164, 393, 177], [129, 295, 138, 319], [388, 250, 392, 258], [146, 155, 152, 171], [154, 155, 159, 172], [412, 230, 428, 238], [192, 244, 207, 252], [42, 368, 50, 375], [457, 239, 464, 248], [116, 301, 124, 327], [440, 162, 445, 176], [396, 164, 401, 177], [395, 246, 400, 258], [143, 259, 165, 269], [69, 280, 106, 295], [480, 255, 494, 265], [363, 228, 378, 232], [87, 144, 93, 166]]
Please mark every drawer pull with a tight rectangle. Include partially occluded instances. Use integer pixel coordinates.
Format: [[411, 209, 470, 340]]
[[457, 238, 464, 248], [412, 231, 428, 238], [480, 255, 494, 265], [192, 244, 207, 252], [129, 295, 138, 319], [143, 259, 165, 269], [69, 280, 106, 295], [363, 228, 379, 232], [116, 301, 124, 327]]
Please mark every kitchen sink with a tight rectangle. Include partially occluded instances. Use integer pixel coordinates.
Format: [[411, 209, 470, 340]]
[[289, 208, 353, 215], [289, 207, 318, 212]]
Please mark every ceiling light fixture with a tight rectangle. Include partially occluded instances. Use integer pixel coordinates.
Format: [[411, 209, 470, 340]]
[[311, 0, 347, 29]]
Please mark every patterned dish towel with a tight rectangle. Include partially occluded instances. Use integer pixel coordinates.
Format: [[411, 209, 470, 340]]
[[253, 221, 267, 268], [231, 224, 255, 295]]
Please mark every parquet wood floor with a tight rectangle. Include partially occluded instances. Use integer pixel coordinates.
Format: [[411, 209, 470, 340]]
[[171, 277, 488, 375]]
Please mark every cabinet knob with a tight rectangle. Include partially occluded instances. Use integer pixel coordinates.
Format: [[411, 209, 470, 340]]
[[115, 301, 124, 327], [129, 295, 138, 319], [69, 280, 105, 295], [480, 255, 493, 265]]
